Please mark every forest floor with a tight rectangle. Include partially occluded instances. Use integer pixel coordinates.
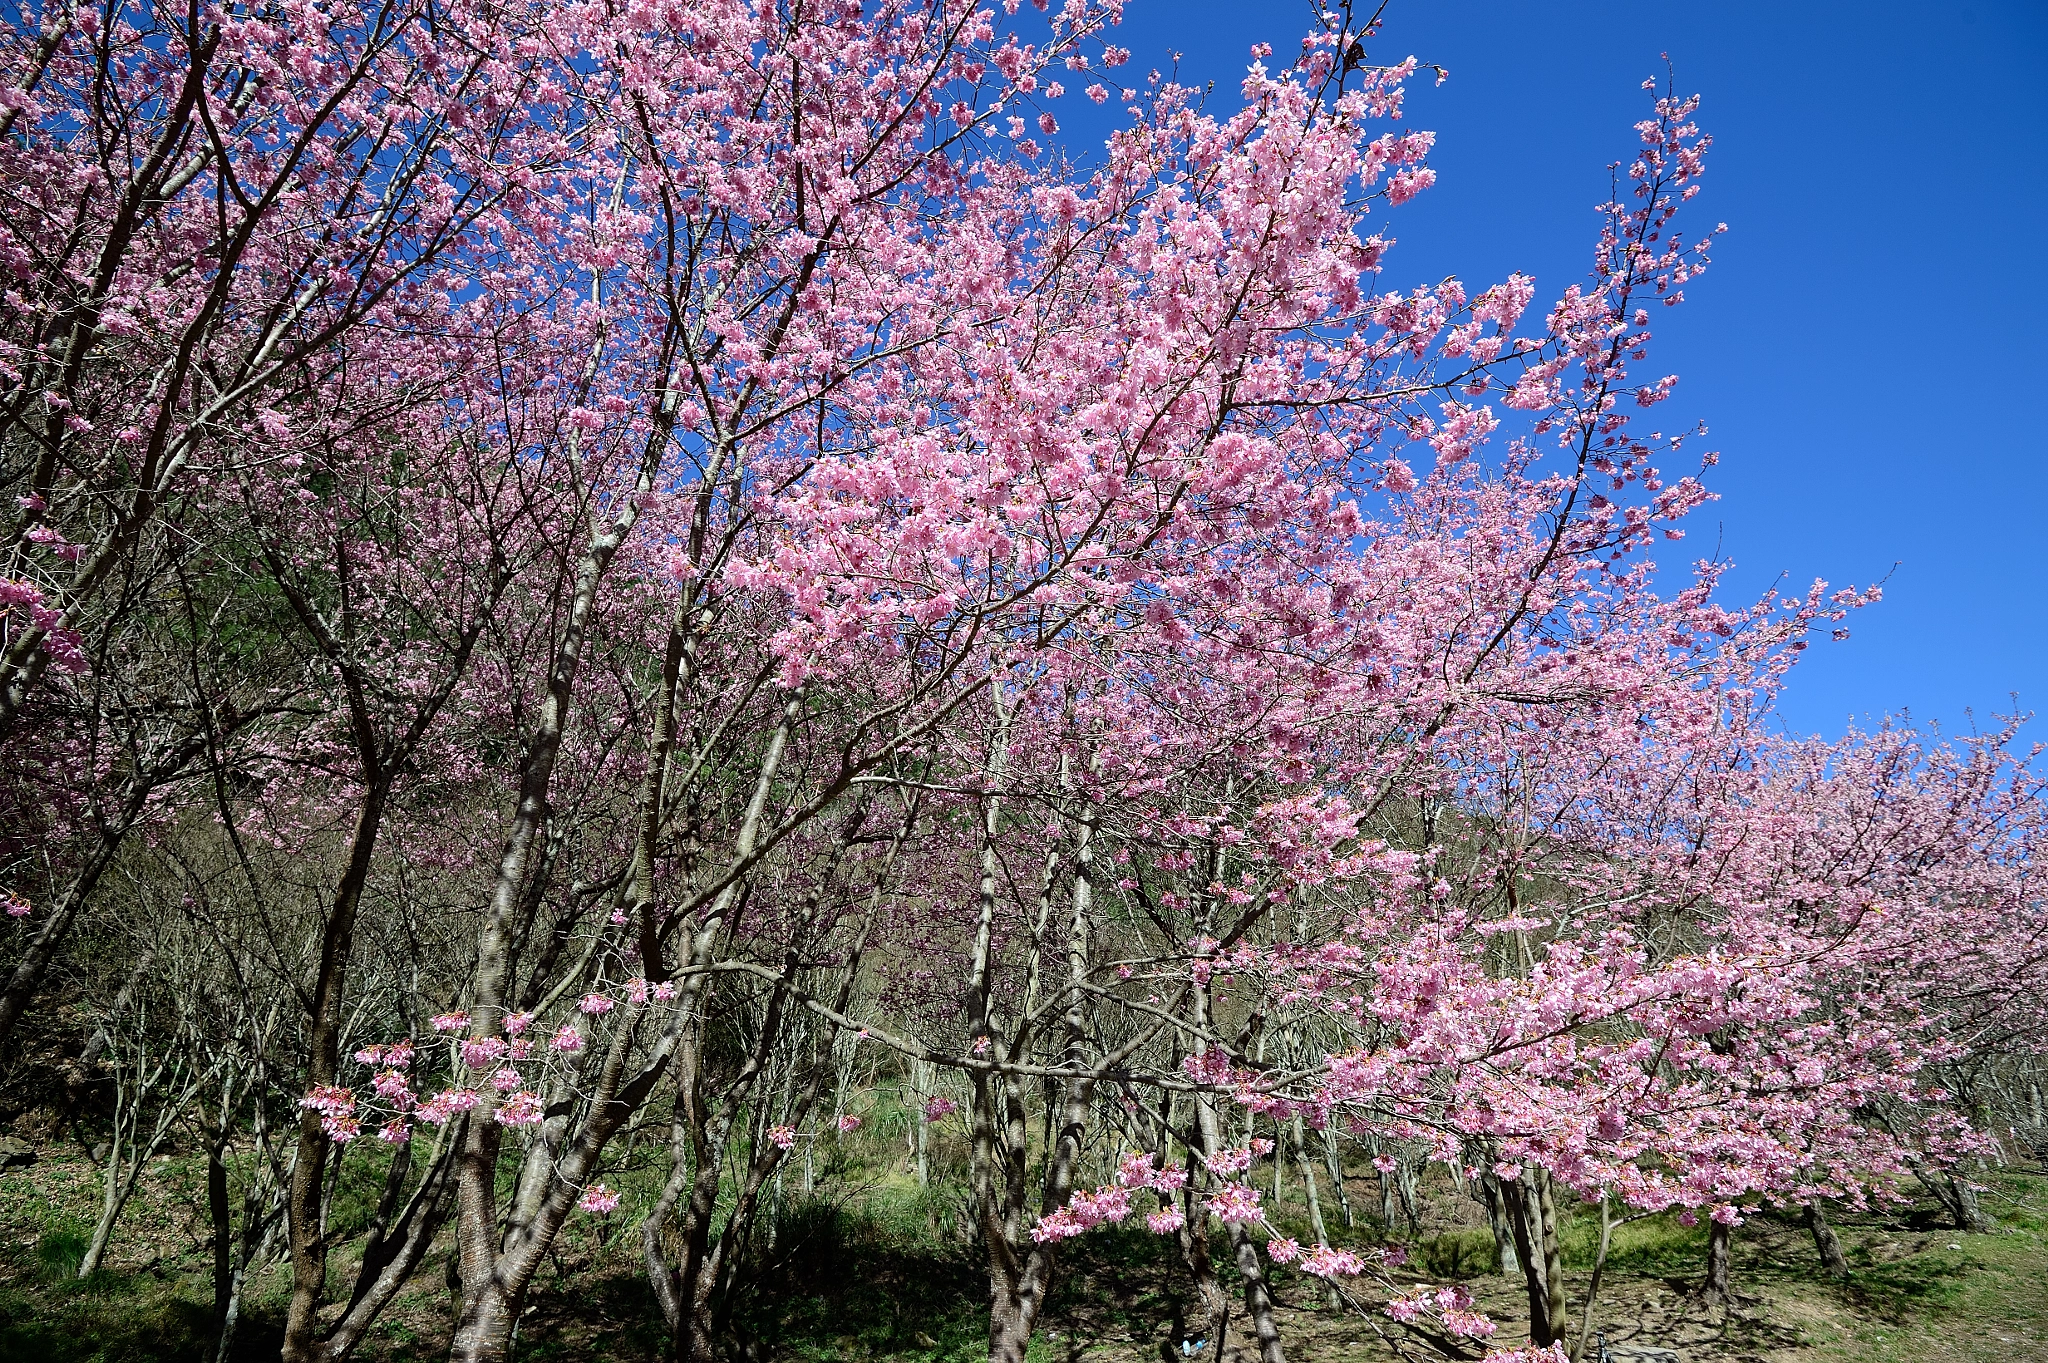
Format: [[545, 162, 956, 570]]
[[1, 1139, 2043, 1363]]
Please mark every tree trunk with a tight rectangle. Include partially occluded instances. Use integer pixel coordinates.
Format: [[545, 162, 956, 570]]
[[1321, 1126, 1353, 1229], [1377, 1144, 1397, 1230], [1806, 1202, 1849, 1277], [1294, 1117, 1339, 1309], [324, 1140, 454, 1360], [1397, 1155, 1422, 1237], [0, 833, 121, 1056], [1947, 1174, 1993, 1234], [1499, 1173, 1554, 1346], [983, 1268, 1040, 1363], [1701, 1218, 1731, 1305], [281, 787, 388, 1363], [988, 1269, 1040, 1363], [1175, 1189, 1232, 1359], [1537, 1169, 1568, 1341], [345, 1137, 414, 1312], [449, 1277, 519, 1363], [1570, 1194, 1612, 1363], [79, 1135, 126, 1277], [209, 1142, 233, 1324], [1192, 1037, 1283, 1363], [1481, 1171, 1520, 1276], [1225, 1220, 1289, 1363]]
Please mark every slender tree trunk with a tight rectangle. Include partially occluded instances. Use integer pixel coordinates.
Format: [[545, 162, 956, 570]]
[[1701, 1218, 1731, 1305], [1377, 1145, 1397, 1230], [1397, 1155, 1422, 1236], [347, 1138, 414, 1310], [1481, 1171, 1520, 1276], [1225, 1220, 1288, 1363], [79, 1126, 126, 1277], [1294, 1117, 1339, 1309], [1322, 1125, 1352, 1228], [1191, 1016, 1283, 1361], [1178, 1203, 1231, 1355], [1499, 1174, 1553, 1346], [1537, 1169, 1568, 1340], [1806, 1202, 1849, 1277], [913, 1066, 931, 1187], [209, 1141, 233, 1324], [325, 1143, 455, 1359], [0, 829, 123, 1056], [281, 787, 388, 1363], [1570, 1194, 1612, 1363], [643, 1115, 693, 1342]]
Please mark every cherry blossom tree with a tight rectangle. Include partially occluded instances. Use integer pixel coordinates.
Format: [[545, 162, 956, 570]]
[[4, 5, 2044, 1363]]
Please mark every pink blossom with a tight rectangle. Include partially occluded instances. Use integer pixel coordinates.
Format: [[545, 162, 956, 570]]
[[1206, 1182, 1263, 1225], [1145, 1207, 1186, 1234], [1301, 1244, 1365, 1278], [768, 1125, 797, 1150], [416, 1089, 481, 1126], [1030, 1208, 1084, 1242], [1203, 1143, 1267, 1177], [301, 1086, 354, 1116], [836, 1113, 862, 1133], [550, 1025, 585, 1053], [415, 1092, 457, 1125], [578, 993, 615, 1016], [495, 1091, 545, 1126], [577, 1183, 621, 1215], [923, 1096, 958, 1121], [430, 1012, 470, 1033]]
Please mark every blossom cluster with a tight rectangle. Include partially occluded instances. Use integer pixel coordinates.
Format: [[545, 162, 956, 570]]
[[1386, 1285, 1495, 1338], [301, 981, 677, 1161]]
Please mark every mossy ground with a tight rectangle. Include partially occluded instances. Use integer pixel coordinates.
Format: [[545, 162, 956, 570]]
[[2, 1139, 2042, 1363]]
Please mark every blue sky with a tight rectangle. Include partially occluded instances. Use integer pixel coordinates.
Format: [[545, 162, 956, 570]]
[[1047, 1, 2047, 739]]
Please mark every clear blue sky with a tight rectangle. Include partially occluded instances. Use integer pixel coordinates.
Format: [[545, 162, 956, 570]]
[[1051, 1, 2047, 739]]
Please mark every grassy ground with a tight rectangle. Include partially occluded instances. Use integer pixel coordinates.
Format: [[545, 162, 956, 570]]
[[2, 1140, 2043, 1363]]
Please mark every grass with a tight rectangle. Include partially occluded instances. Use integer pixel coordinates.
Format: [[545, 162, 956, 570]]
[[1, 1141, 2045, 1363], [0, 1224, 222, 1363]]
